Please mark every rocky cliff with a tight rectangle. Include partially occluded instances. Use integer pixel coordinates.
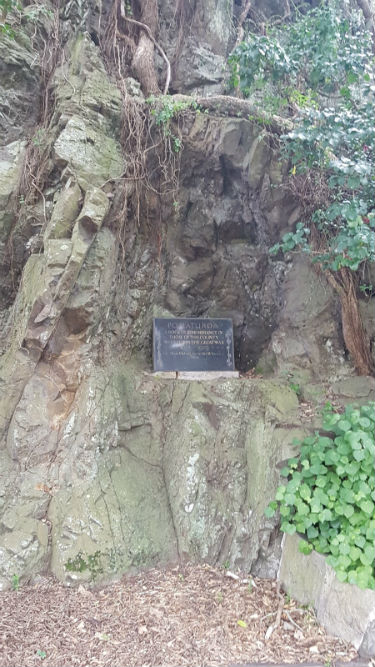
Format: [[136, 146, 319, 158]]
[[0, 0, 373, 588]]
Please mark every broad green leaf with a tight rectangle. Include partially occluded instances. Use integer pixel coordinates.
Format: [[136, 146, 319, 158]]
[[336, 569, 348, 582], [319, 508, 333, 522], [340, 488, 355, 504], [281, 522, 297, 535], [296, 500, 310, 516], [338, 420, 351, 432], [264, 503, 277, 518], [360, 500, 374, 516], [307, 525, 319, 539], [299, 484, 311, 501], [298, 540, 314, 555]]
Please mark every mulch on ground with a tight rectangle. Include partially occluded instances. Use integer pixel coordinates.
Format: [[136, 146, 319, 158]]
[[0, 563, 358, 667]]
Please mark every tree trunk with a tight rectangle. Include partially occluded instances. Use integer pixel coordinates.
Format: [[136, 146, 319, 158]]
[[326, 268, 374, 376], [355, 0, 375, 53], [131, 0, 160, 95]]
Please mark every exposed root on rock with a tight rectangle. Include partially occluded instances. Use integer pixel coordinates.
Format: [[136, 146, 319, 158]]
[[326, 267, 374, 376]]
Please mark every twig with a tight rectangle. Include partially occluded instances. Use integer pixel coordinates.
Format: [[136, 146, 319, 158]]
[[284, 609, 304, 632], [235, 0, 252, 47], [265, 582, 284, 640]]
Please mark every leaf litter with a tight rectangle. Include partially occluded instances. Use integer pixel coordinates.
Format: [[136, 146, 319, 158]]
[[0, 563, 358, 666]]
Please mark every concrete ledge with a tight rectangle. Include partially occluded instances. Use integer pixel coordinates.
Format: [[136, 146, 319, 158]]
[[150, 371, 240, 380], [177, 371, 239, 380], [279, 534, 375, 656]]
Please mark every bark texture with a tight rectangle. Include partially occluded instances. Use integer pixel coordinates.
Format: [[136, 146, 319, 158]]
[[131, 0, 160, 94], [327, 269, 374, 376]]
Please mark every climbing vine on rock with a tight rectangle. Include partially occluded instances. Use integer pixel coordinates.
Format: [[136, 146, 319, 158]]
[[230, 1, 375, 375]]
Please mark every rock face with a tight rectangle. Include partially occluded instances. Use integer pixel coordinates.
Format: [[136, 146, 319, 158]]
[[279, 534, 375, 656], [0, 1, 372, 588]]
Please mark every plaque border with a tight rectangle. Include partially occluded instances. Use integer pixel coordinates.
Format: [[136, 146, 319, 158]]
[[152, 317, 235, 372]]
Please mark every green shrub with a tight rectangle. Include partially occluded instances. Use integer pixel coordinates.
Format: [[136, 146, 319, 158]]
[[266, 402, 375, 589], [229, 4, 375, 281]]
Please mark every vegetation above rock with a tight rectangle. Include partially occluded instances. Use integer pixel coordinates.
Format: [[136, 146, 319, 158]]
[[230, 1, 375, 375]]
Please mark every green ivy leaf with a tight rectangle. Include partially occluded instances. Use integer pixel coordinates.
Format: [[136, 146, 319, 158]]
[[335, 569, 348, 582], [299, 484, 312, 501], [359, 545, 374, 567], [306, 525, 319, 539], [298, 540, 314, 555], [268, 401, 374, 589], [281, 522, 297, 535], [319, 508, 333, 522], [359, 500, 374, 516], [264, 502, 277, 518]]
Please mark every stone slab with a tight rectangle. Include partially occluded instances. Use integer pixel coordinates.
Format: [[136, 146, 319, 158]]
[[331, 376, 375, 400], [153, 318, 235, 372], [279, 534, 375, 654], [177, 371, 239, 380]]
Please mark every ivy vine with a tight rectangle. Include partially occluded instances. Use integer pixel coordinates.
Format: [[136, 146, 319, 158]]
[[266, 402, 375, 590]]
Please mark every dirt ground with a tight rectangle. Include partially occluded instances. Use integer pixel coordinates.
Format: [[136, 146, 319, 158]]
[[0, 563, 359, 667]]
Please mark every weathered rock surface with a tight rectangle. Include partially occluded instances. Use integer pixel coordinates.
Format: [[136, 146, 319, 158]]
[[279, 534, 375, 655], [159, 0, 234, 95], [1, 359, 302, 588], [259, 255, 349, 379], [0, 3, 373, 591], [0, 33, 40, 143]]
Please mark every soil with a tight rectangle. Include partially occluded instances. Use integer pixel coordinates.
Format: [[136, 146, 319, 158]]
[[0, 563, 359, 667]]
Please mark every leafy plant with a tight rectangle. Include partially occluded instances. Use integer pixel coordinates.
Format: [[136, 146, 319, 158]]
[[146, 95, 198, 152], [1, 0, 53, 36], [229, 3, 370, 104], [230, 1, 375, 375], [11, 573, 19, 590], [65, 551, 103, 579], [23, 4, 53, 23], [32, 128, 46, 148], [147, 95, 198, 126], [266, 402, 375, 590], [0, 0, 18, 35], [289, 381, 301, 397]]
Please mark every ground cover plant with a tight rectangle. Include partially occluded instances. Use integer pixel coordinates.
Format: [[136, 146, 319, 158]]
[[266, 402, 375, 589]]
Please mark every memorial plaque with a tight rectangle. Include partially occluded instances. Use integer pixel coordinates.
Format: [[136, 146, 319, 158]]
[[153, 318, 235, 372]]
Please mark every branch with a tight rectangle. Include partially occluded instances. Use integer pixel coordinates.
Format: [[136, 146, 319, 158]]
[[235, 0, 252, 47], [172, 93, 293, 134]]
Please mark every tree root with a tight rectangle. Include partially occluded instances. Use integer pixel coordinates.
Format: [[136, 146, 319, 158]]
[[172, 94, 293, 133], [326, 268, 374, 376]]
